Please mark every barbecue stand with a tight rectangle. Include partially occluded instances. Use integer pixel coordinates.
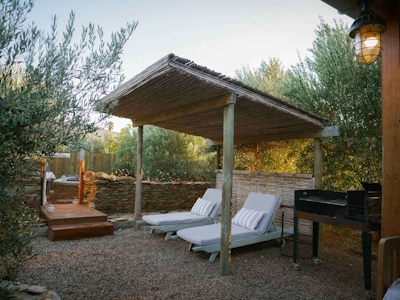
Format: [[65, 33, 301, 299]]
[[293, 189, 381, 291]]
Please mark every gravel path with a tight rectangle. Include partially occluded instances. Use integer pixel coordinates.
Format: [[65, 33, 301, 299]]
[[17, 227, 376, 300]]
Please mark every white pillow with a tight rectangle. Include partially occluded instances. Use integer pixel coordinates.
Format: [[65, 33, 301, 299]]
[[191, 198, 216, 217], [232, 207, 264, 231]]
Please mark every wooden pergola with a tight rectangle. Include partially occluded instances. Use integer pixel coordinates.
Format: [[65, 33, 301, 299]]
[[101, 54, 339, 275]]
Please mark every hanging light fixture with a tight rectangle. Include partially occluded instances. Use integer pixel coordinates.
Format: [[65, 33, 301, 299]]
[[348, 1, 387, 64]]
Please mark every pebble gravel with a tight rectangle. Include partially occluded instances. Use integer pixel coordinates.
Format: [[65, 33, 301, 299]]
[[17, 227, 376, 300]]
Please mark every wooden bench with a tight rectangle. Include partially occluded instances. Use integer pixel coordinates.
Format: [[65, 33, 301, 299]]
[[378, 236, 400, 299]]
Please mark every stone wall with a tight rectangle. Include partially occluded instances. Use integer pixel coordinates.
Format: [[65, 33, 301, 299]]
[[18, 160, 42, 212], [83, 171, 211, 213], [216, 170, 314, 234]]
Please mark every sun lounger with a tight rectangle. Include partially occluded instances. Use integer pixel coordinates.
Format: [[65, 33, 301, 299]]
[[142, 188, 222, 240], [177, 192, 293, 262]]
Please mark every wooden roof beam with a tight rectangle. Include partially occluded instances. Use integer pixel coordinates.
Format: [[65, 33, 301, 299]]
[[206, 126, 340, 145], [168, 60, 325, 127], [132, 93, 234, 127]]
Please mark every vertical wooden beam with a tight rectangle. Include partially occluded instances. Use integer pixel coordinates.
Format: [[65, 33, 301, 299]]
[[314, 138, 322, 188], [220, 92, 235, 276], [78, 149, 85, 205], [41, 158, 47, 206], [217, 145, 222, 169], [134, 126, 144, 229], [314, 138, 324, 247], [78, 160, 85, 204], [381, 8, 400, 238]]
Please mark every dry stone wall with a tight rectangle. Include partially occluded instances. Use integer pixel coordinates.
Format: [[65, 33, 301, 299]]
[[83, 171, 211, 213], [18, 160, 42, 212]]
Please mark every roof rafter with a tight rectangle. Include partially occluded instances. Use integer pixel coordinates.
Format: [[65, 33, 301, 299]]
[[206, 126, 340, 145], [132, 93, 234, 127]]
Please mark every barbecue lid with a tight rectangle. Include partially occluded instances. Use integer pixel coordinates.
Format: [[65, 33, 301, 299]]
[[361, 182, 382, 192]]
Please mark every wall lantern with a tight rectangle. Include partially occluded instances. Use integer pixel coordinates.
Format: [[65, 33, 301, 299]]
[[348, 1, 387, 64]]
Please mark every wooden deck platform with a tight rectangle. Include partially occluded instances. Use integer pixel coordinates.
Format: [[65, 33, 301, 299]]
[[41, 204, 113, 241]]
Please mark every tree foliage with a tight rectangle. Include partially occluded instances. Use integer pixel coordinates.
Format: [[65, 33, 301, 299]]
[[234, 57, 306, 174], [283, 19, 382, 190], [235, 57, 287, 98], [234, 19, 381, 191], [0, 0, 136, 281], [115, 126, 215, 182], [65, 129, 119, 154]]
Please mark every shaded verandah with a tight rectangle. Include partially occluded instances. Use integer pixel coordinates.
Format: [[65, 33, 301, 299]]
[[101, 54, 339, 275]]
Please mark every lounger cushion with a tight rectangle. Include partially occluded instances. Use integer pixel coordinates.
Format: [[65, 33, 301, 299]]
[[384, 278, 400, 300], [202, 189, 223, 219], [191, 198, 216, 217], [244, 193, 280, 234], [142, 212, 209, 226], [177, 223, 261, 246], [232, 207, 264, 230]]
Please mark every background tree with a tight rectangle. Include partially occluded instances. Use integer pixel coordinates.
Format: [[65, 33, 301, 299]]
[[233, 19, 381, 191], [115, 126, 215, 182], [0, 0, 136, 289], [65, 130, 119, 154], [235, 57, 287, 98], [283, 19, 382, 190], [234, 57, 306, 174]]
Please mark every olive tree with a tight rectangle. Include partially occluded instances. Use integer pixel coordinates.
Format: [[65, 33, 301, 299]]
[[0, 0, 137, 285], [115, 125, 215, 182], [283, 19, 382, 190]]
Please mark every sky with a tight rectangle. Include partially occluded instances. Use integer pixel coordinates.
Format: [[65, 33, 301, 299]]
[[27, 0, 353, 132]]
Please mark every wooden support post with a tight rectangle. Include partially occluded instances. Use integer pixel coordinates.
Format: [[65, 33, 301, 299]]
[[216, 145, 221, 169], [134, 126, 144, 229], [381, 7, 400, 239], [314, 138, 324, 247], [220, 93, 235, 276], [313, 138, 322, 189], [41, 158, 47, 206], [78, 160, 85, 205]]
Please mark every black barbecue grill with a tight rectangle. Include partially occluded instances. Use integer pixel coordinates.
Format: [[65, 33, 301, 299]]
[[295, 190, 347, 218], [295, 185, 382, 223], [293, 183, 382, 292]]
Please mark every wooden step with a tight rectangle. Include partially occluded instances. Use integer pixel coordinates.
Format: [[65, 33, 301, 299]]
[[41, 204, 108, 226], [48, 222, 114, 242]]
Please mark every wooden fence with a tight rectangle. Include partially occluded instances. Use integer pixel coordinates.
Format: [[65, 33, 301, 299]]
[[48, 152, 116, 179]]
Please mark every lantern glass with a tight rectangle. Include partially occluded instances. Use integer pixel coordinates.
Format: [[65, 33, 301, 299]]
[[354, 24, 382, 64]]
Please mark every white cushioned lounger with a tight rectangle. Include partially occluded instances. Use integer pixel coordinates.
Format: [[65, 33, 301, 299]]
[[141, 188, 222, 240], [177, 192, 292, 262], [142, 212, 209, 226], [176, 224, 261, 246]]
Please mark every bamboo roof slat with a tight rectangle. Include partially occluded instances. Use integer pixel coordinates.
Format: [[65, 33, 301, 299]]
[[101, 54, 338, 144]]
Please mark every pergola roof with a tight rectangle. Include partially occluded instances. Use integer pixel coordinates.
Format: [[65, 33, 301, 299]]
[[102, 54, 338, 144]]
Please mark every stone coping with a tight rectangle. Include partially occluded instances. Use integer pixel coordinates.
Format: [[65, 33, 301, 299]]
[[85, 171, 210, 184], [215, 169, 313, 179], [53, 179, 79, 186]]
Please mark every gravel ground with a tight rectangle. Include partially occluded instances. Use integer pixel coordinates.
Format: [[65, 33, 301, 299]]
[[17, 227, 376, 300]]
